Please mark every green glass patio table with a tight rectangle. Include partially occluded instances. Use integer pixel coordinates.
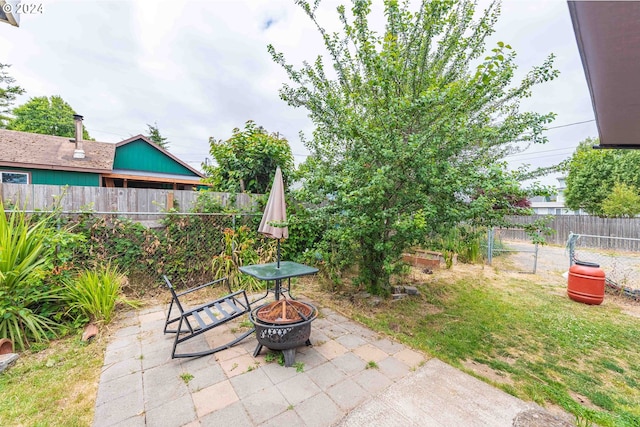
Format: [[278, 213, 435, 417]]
[[239, 261, 318, 301]]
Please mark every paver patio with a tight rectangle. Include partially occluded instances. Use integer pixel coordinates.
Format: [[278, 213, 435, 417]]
[[93, 296, 572, 426]]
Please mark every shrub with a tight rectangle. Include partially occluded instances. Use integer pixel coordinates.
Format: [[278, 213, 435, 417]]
[[0, 203, 64, 350], [64, 264, 138, 325]]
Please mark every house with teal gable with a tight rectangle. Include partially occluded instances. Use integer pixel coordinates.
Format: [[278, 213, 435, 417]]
[[0, 118, 206, 190]]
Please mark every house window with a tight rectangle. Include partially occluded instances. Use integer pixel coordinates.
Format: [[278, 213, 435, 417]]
[[1, 171, 29, 184]]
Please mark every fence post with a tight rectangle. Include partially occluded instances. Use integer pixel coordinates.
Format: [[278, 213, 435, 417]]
[[487, 227, 493, 265], [567, 232, 576, 268]]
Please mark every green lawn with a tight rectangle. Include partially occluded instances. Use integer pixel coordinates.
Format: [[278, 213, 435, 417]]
[[346, 269, 640, 427], [0, 334, 106, 427]]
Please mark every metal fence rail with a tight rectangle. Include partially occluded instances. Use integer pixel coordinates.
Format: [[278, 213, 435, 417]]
[[567, 233, 640, 297]]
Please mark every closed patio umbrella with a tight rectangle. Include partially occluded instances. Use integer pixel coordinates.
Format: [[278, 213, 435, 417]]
[[258, 166, 288, 268]]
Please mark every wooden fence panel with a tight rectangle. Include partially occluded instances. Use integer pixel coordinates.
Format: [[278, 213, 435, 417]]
[[503, 215, 640, 250], [0, 183, 260, 213]]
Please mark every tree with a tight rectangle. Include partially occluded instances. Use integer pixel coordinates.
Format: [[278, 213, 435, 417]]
[[146, 122, 169, 149], [0, 63, 25, 128], [564, 137, 640, 216], [601, 182, 640, 218], [270, 0, 558, 295], [7, 95, 92, 139], [203, 120, 294, 194]]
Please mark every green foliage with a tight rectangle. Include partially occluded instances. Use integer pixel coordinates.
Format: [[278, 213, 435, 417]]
[[0, 203, 64, 350], [565, 137, 640, 216], [0, 63, 25, 128], [63, 264, 137, 325], [211, 226, 275, 293], [203, 120, 295, 194], [159, 213, 230, 284], [426, 226, 484, 267], [7, 95, 92, 139], [146, 122, 169, 150], [601, 182, 640, 218], [192, 191, 229, 213], [271, 0, 557, 295], [280, 197, 324, 262], [66, 211, 231, 289]]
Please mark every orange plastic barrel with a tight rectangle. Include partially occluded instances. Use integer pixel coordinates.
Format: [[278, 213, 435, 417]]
[[568, 261, 605, 305]]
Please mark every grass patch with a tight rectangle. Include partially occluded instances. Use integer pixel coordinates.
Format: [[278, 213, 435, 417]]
[[343, 269, 640, 427], [0, 334, 106, 427]]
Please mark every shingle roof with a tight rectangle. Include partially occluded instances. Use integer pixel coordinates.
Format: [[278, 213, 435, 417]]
[[0, 129, 115, 173]]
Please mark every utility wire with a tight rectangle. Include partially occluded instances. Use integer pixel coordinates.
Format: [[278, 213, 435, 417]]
[[87, 118, 596, 163]]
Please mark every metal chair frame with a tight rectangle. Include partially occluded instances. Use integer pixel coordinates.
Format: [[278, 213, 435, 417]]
[[163, 275, 254, 358]]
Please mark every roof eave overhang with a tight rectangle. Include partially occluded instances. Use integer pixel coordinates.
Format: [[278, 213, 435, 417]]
[[568, 1, 640, 149], [0, 161, 111, 174], [102, 172, 210, 186]]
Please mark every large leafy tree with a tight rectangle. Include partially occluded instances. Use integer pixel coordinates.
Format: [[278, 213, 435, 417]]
[[146, 122, 169, 150], [203, 120, 294, 194], [270, 0, 557, 295], [0, 63, 25, 128], [565, 137, 640, 216], [7, 95, 91, 139]]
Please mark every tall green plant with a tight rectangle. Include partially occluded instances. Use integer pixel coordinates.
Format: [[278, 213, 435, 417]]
[[64, 264, 137, 325], [0, 203, 61, 350], [211, 226, 276, 293]]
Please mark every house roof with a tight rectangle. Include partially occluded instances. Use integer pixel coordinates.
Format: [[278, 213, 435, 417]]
[[115, 134, 205, 179], [0, 128, 114, 173], [568, 1, 640, 148]]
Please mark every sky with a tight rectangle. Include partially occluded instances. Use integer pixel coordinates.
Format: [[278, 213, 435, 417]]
[[0, 0, 598, 188]]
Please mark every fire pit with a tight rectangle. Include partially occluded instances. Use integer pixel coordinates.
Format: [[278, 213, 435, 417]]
[[250, 300, 317, 367]]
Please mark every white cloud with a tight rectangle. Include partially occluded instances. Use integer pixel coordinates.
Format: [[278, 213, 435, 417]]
[[0, 0, 597, 183]]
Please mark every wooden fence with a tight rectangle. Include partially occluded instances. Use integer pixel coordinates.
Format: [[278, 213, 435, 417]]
[[500, 215, 640, 251], [0, 183, 260, 213]]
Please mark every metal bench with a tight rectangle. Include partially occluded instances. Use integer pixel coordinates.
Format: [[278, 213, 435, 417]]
[[163, 275, 254, 358]]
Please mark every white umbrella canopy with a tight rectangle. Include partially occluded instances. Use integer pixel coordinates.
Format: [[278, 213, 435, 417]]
[[258, 167, 288, 266]]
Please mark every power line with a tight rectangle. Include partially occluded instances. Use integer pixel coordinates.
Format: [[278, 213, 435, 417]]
[[544, 119, 595, 130], [505, 147, 575, 159], [87, 118, 596, 162]]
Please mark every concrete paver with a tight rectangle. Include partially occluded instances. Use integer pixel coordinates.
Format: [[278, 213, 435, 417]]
[[93, 299, 570, 427]]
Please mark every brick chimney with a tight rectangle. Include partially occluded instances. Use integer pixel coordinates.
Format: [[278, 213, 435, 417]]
[[72, 114, 85, 159]]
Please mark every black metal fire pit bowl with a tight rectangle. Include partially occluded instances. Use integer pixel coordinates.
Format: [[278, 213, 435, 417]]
[[250, 301, 318, 367]]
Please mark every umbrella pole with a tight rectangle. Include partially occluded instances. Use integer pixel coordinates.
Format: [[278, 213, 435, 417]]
[[277, 239, 281, 269], [276, 239, 281, 300]]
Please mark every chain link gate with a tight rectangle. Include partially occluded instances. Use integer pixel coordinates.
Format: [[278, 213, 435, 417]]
[[486, 227, 539, 274]]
